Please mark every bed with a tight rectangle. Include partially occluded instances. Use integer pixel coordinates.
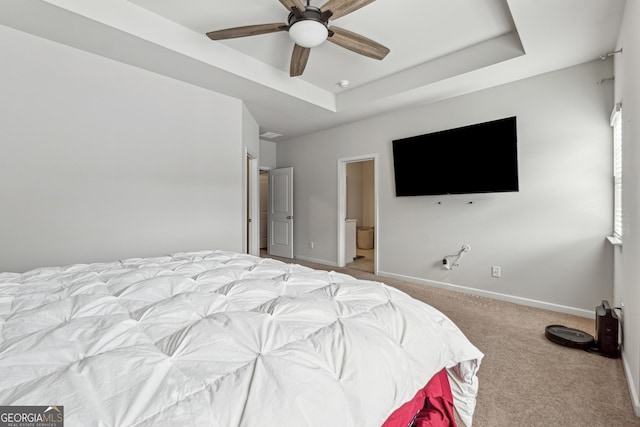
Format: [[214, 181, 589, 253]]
[[0, 250, 483, 426]]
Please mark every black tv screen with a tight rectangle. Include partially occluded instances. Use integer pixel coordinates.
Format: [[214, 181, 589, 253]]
[[392, 116, 519, 196]]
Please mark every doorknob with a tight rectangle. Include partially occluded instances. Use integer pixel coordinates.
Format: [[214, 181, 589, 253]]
[[287, 216, 294, 219]]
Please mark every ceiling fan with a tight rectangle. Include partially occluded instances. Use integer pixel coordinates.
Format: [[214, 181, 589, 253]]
[[206, 0, 390, 77]]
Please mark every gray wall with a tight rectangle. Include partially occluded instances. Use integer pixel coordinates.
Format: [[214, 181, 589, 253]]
[[346, 161, 375, 228], [346, 162, 364, 224], [0, 25, 248, 272], [278, 59, 615, 316], [259, 139, 277, 170], [613, 0, 640, 415]]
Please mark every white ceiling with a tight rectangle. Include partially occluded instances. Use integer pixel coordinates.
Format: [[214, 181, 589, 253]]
[[0, 0, 627, 140]]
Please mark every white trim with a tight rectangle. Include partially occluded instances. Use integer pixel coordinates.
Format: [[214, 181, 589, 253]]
[[622, 352, 640, 416], [607, 235, 623, 246], [377, 270, 594, 318], [610, 102, 622, 124], [337, 154, 379, 274], [245, 148, 260, 257], [337, 161, 347, 268]]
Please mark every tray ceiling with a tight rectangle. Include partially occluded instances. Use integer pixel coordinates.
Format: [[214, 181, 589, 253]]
[[0, 0, 626, 140]]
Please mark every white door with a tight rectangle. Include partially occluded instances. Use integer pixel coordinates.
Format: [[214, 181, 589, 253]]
[[268, 167, 294, 258]]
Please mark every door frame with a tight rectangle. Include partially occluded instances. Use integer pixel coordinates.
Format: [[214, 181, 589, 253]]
[[337, 154, 379, 273], [245, 148, 260, 256]]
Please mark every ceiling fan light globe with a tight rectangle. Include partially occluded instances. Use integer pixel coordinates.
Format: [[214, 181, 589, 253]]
[[289, 20, 328, 48]]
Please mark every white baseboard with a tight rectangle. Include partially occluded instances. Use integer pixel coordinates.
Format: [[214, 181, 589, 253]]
[[293, 255, 339, 267], [377, 270, 594, 318], [622, 351, 640, 416]]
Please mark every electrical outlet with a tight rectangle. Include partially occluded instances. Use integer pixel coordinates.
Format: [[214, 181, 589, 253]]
[[491, 266, 501, 278], [309, 241, 314, 249]]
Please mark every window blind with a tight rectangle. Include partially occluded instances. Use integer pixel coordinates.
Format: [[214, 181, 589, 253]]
[[611, 104, 622, 239]]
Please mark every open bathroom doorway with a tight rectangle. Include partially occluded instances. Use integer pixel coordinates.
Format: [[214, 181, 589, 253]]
[[337, 155, 378, 274]]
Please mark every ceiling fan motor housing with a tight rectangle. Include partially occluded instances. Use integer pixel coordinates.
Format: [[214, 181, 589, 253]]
[[288, 6, 331, 48]]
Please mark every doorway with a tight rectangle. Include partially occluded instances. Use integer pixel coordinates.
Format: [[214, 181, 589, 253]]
[[338, 155, 378, 274], [259, 170, 269, 251]]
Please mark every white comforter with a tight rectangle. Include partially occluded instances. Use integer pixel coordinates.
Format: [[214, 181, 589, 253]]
[[0, 250, 482, 426]]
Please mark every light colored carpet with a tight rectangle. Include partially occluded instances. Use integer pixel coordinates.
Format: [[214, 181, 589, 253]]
[[263, 254, 640, 426]]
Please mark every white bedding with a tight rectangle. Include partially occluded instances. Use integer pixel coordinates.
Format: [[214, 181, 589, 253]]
[[0, 250, 482, 426]]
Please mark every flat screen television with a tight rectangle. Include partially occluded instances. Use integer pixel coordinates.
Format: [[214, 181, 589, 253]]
[[392, 116, 519, 196]]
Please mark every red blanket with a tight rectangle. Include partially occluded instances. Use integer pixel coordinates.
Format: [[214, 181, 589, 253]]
[[381, 369, 456, 427]]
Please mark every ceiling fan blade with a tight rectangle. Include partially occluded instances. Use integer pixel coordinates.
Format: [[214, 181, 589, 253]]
[[290, 44, 311, 77], [321, 0, 376, 20], [328, 26, 389, 60], [206, 23, 287, 40], [278, 0, 307, 12]]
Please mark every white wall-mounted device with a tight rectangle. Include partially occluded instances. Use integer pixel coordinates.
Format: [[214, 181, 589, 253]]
[[442, 244, 471, 270]]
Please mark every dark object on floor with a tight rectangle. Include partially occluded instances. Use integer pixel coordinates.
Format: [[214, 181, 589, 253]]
[[545, 300, 620, 358], [594, 300, 621, 358], [545, 325, 595, 349]]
